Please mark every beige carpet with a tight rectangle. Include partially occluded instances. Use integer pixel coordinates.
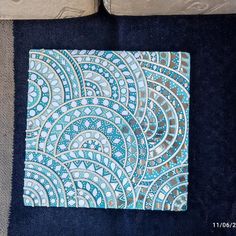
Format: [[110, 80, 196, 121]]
[[0, 20, 14, 236]]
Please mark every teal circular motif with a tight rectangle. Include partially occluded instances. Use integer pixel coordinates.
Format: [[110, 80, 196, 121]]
[[27, 72, 51, 119], [27, 81, 41, 110], [25, 50, 190, 211]]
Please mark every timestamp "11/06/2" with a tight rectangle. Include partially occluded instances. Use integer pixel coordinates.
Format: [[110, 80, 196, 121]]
[[213, 222, 236, 229]]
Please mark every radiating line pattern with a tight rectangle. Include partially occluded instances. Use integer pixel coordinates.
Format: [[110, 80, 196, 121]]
[[24, 49, 190, 211]]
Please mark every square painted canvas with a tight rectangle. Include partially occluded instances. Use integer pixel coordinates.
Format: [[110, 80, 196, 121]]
[[24, 49, 190, 211]]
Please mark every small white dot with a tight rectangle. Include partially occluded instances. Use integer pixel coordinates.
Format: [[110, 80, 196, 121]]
[[31, 74, 37, 80], [52, 113, 59, 119], [42, 97, 48, 103], [120, 97, 126, 103], [119, 80, 125, 86], [37, 105, 43, 111], [121, 88, 126, 94], [71, 101, 77, 107], [45, 122, 51, 128], [81, 99, 87, 105], [113, 104, 119, 110], [61, 106, 67, 112], [38, 79, 43, 86], [84, 173, 89, 178], [103, 100, 109, 106], [42, 87, 48, 93], [41, 131, 47, 138], [29, 110, 35, 116], [93, 98, 98, 104]]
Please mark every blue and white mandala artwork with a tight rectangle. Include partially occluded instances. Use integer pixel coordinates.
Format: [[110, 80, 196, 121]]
[[23, 49, 190, 211]]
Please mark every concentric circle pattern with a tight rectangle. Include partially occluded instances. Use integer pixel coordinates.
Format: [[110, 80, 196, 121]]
[[24, 49, 190, 211]]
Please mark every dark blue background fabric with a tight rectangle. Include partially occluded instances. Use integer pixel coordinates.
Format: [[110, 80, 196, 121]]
[[9, 8, 236, 236]]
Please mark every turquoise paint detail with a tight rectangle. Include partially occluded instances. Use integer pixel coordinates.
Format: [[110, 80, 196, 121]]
[[24, 50, 190, 211]]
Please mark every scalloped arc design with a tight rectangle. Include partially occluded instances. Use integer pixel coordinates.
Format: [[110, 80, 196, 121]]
[[24, 49, 190, 211]]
